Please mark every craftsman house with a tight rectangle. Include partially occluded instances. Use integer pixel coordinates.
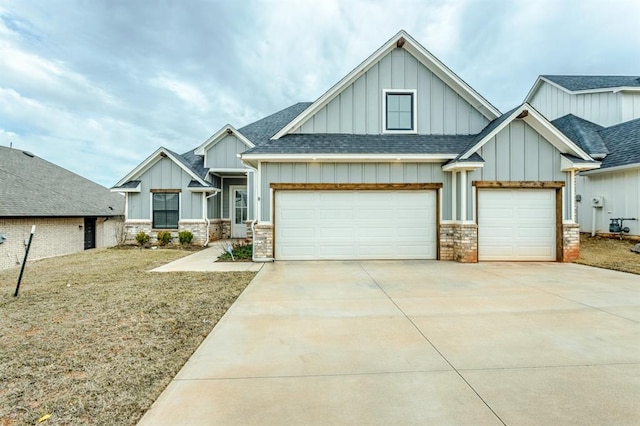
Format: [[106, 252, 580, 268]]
[[525, 76, 640, 237], [113, 30, 603, 262]]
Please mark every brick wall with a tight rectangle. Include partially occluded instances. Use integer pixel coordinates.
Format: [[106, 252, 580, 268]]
[[253, 223, 273, 259], [209, 219, 223, 242], [563, 223, 580, 262], [0, 217, 121, 271]]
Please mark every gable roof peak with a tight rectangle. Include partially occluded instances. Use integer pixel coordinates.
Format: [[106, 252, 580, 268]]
[[270, 30, 500, 140]]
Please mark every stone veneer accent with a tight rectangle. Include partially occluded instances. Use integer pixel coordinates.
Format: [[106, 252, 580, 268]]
[[208, 219, 223, 242], [253, 223, 273, 259], [125, 220, 208, 245], [453, 223, 478, 263], [221, 220, 231, 239], [438, 222, 477, 263], [562, 223, 580, 262], [439, 223, 455, 261]]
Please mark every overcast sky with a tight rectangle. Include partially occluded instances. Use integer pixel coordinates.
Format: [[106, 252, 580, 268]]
[[1, 0, 639, 187]]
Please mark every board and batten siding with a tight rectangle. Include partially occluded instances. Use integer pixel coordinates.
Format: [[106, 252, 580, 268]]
[[127, 158, 203, 221], [576, 169, 640, 236], [205, 134, 247, 169], [295, 49, 489, 135], [530, 82, 624, 127], [467, 120, 572, 220], [621, 93, 640, 122], [260, 162, 450, 221]]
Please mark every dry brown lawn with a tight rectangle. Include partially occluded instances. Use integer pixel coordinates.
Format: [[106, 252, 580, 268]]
[[575, 233, 640, 275], [0, 248, 255, 425]]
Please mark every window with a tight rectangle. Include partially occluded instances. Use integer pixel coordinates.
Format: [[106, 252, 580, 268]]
[[153, 192, 179, 229], [384, 90, 416, 132]]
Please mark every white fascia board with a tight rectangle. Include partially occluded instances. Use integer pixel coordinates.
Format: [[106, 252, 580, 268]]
[[110, 183, 141, 193], [402, 39, 500, 120], [441, 161, 485, 172], [461, 103, 592, 161], [522, 106, 592, 160], [560, 156, 601, 172], [580, 162, 640, 175], [194, 124, 254, 156], [114, 147, 166, 187], [271, 30, 499, 140], [530, 76, 640, 97], [240, 153, 457, 162], [523, 76, 545, 103], [208, 168, 249, 174], [114, 147, 209, 188], [187, 186, 221, 193]]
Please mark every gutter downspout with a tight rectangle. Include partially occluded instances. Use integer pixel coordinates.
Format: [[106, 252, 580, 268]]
[[204, 191, 220, 246]]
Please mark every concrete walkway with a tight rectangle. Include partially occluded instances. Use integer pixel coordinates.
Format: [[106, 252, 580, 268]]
[[150, 242, 263, 272], [139, 261, 640, 425]]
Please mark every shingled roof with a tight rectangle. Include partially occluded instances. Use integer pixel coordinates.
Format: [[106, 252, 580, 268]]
[[1, 145, 124, 217], [542, 75, 640, 92], [243, 133, 474, 155], [552, 115, 640, 169]]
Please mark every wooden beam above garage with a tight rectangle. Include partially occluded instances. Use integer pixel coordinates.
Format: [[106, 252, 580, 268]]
[[472, 181, 565, 189], [270, 183, 443, 190]]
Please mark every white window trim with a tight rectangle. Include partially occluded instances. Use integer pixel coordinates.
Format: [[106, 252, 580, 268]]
[[149, 191, 181, 230], [382, 89, 417, 134]]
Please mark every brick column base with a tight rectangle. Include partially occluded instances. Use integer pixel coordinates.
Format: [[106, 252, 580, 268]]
[[253, 223, 273, 259], [439, 222, 478, 263], [562, 223, 580, 262]]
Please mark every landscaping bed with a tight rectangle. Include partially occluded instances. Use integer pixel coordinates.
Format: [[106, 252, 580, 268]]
[[574, 233, 640, 275], [0, 248, 255, 425]]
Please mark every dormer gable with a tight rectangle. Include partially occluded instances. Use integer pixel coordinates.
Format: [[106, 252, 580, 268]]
[[271, 30, 500, 139]]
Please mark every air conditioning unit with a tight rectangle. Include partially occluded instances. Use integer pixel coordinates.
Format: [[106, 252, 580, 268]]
[[592, 196, 604, 207]]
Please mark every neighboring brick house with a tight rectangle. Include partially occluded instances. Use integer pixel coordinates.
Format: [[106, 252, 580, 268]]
[[115, 30, 602, 262], [0, 145, 124, 270]]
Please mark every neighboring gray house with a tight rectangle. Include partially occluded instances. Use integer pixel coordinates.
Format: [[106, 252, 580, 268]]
[[0, 145, 124, 270], [526, 76, 640, 237], [114, 30, 601, 262]]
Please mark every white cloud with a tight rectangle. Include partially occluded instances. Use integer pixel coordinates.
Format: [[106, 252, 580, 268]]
[[150, 74, 209, 112]]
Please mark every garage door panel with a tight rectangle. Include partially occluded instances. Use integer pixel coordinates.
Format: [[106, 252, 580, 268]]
[[276, 190, 436, 260], [479, 189, 555, 261]]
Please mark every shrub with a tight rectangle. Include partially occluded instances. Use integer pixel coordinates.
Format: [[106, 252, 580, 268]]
[[178, 230, 194, 246], [218, 242, 253, 261], [135, 231, 150, 246], [156, 230, 172, 246]]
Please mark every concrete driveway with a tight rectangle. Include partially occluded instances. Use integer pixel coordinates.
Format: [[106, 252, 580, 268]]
[[139, 261, 640, 425]]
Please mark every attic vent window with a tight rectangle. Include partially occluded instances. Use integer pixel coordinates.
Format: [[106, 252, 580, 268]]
[[383, 90, 417, 133]]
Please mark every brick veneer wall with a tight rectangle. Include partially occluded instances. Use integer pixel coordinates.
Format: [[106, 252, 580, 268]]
[[0, 217, 122, 270], [562, 223, 580, 262], [124, 220, 209, 245]]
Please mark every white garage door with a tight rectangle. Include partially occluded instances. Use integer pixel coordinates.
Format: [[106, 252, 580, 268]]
[[275, 190, 437, 260], [478, 189, 556, 261]]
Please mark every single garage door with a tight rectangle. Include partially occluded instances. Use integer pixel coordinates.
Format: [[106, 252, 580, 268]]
[[275, 190, 437, 260], [478, 189, 556, 261]]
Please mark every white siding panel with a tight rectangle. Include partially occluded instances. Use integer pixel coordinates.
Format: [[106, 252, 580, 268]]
[[275, 190, 437, 260], [478, 189, 556, 261]]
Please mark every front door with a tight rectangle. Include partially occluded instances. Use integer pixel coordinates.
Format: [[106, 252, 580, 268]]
[[231, 186, 248, 238], [84, 218, 96, 249]]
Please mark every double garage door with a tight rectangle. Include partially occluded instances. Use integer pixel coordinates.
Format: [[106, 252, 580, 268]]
[[478, 189, 557, 261], [275, 190, 437, 260]]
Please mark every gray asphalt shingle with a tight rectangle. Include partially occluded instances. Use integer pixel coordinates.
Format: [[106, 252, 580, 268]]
[[551, 114, 608, 156], [0, 145, 124, 217], [543, 75, 640, 91], [243, 133, 474, 155]]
